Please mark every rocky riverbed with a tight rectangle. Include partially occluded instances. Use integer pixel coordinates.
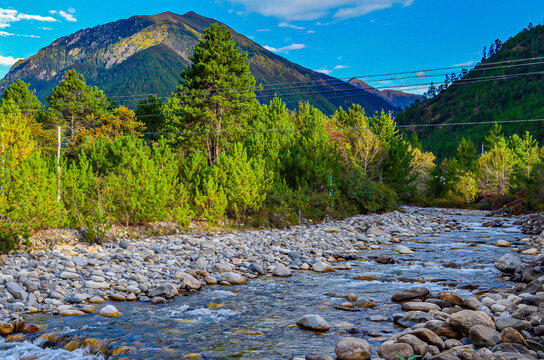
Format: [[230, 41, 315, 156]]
[[0, 207, 543, 359]]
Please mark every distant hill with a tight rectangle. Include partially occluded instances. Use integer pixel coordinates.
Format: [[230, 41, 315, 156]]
[[396, 24, 544, 157], [0, 11, 398, 116], [348, 78, 424, 110]]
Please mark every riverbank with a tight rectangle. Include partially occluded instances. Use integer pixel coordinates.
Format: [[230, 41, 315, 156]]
[[0, 207, 543, 359]]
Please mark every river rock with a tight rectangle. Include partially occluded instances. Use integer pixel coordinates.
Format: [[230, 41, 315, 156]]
[[494, 314, 530, 332], [447, 310, 495, 335], [0, 321, 14, 336], [410, 328, 445, 350], [495, 239, 511, 247], [469, 325, 501, 348], [392, 286, 431, 302], [398, 334, 429, 355], [305, 354, 333, 360], [377, 343, 413, 360], [149, 284, 179, 298], [175, 272, 202, 290], [521, 248, 539, 255], [272, 264, 292, 277], [247, 263, 265, 275], [334, 337, 371, 360], [366, 227, 383, 236], [59, 309, 85, 316], [220, 272, 247, 285], [438, 291, 464, 306], [311, 262, 335, 273], [425, 320, 461, 339], [402, 301, 441, 312], [494, 254, 522, 273], [501, 327, 528, 347], [6, 282, 27, 300], [296, 314, 330, 332], [100, 305, 121, 317]]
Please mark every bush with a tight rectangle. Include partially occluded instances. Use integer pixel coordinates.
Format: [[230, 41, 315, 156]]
[[340, 171, 397, 214]]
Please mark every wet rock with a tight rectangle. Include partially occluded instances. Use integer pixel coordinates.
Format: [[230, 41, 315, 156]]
[[59, 309, 85, 316], [311, 262, 335, 273], [0, 321, 14, 336], [392, 286, 431, 302], [447, 310, 495, 335], [469, 325, 501, 348], [99, 305, 121, 317], [151, 297, 167, 305], [272, 263, 292, 277], [82, 305, 98, 313], [495, 240, 511, 247], [149, 284, 179, 298], [220, 272, 247, 285], [297, 314, 330, 332], [494, 254, 523, 273], [378, 342, 413, 360], [305, 354, 333, 360], [521, 248, 539, 256], [347, 293, 357, 302], [335, 337, 371, 360], [205, 276, 218, 285], [376, 256, 395, 264]]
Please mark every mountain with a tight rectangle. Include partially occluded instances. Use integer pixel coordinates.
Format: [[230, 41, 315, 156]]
[[396, 24, 544, 157], [0, 11, 397, 116], [348, 78, 424, 110]]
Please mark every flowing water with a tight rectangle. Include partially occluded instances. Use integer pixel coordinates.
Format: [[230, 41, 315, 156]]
[[0, 210, 533, 360]]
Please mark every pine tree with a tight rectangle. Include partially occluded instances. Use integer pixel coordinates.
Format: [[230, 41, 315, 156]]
[[47, 70, 110, 143], [166, 23, 261, 163]]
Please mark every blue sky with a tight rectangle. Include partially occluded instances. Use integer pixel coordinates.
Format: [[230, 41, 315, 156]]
[[0, 0, 542, 94]]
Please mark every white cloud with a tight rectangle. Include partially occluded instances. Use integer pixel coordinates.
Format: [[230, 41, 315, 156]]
[[452, 60, 477, 67], [49, 10, 57, 15], [416, 71, 425, 77], [278, 22, 305, 30], [228, 0, 414, 20], [67, 8, 76, 14], [39, 27, 53, 30], [0, 8, 57, 28], [316, 67, 333, 75], [0, 55, 22, 66], [334, 65, 350, 69], [263, 43, 306, 54], [256, 28, 270, 32], [0, 30, 39, 38], [306, 29, 315, 33], [58, 10, 77, 22]]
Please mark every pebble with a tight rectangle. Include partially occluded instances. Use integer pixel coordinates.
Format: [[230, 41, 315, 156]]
[[99, 305, 121, 317]]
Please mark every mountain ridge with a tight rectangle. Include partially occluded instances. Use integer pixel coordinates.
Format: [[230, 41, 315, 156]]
[[348, 77, 424, 110], [0, 11, 410, 115]]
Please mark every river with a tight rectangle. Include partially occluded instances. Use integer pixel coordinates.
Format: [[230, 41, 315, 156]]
[[0, 209, 532, 359]]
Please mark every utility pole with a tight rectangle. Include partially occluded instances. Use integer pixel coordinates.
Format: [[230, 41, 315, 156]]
[[57, 126, 61, 202]]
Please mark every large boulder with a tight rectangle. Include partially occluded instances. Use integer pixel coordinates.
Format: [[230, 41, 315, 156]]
[[501, 327, 528, 347], [438, 291, 464, 306], [469, 325, 501, 348], [297, 314, 329, 332], [494, 314, 530, 332], [494, 254, 522, 273], [424, 320, 461, 339], [335, 337, 371, 360], [378, 343, 413, 360], [447, 310, 495, 336], [391, 286, 431, 302]]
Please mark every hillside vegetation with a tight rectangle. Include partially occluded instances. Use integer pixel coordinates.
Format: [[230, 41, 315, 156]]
[[397, 24, 544, 157]]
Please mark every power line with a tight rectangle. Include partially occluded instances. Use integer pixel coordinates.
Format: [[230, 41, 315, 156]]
[[4, 56, 544, 108], [12, 69, 544, 113]]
